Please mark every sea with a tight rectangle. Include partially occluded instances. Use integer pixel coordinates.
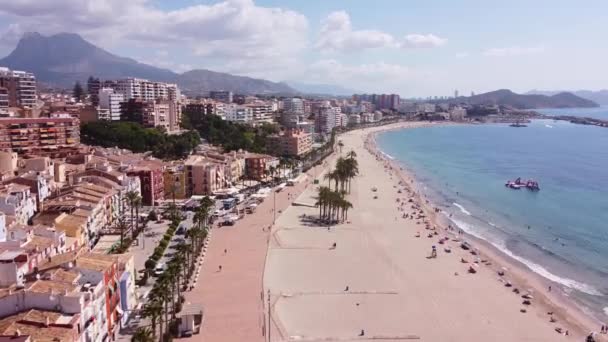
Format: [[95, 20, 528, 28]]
[[376, 119, 608, 321]]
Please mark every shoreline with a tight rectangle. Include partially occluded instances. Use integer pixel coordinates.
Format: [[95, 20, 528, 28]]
[[366, 121, 606, 336]]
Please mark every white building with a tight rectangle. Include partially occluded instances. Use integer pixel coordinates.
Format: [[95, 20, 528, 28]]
[[349, 114, 361, 125], [224, 104, 253, 124], [337, 113, 349, 128], [98, 88, 124, 121], [373, 111, 383, 122], [0, 184, 36, 225], [449, 106, 467, 121], [246, 102, 275, 125], [282, 98, 304, 114], [114, 78, 179, 102], [315, 105, 337, 135], [0, 67, 37, 108]]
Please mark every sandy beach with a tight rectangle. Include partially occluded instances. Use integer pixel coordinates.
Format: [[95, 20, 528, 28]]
[[264, 121, 606, 341]]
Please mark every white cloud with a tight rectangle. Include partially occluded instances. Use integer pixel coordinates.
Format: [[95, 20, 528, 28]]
[[400, 34, 447, 48], [0, 0, 308, 77], [316, 11, 396, 51], [455, 52, 470, 58], [316, 11, 445, 52], [483, 46, 545, 57], [307, 59, 410, 86]]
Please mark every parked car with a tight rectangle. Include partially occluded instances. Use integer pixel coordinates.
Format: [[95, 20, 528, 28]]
[[154, 264, 165, 277]]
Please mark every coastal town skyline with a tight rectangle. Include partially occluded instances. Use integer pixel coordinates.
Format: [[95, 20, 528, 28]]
[[1, 0, 608, 97]]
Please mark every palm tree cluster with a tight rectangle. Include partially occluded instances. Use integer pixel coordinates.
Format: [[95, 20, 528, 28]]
[[323, 151, 359, 193], [111, 190, 143, 253], [137, 197, 213, 341], [315, 150, 359, 223], [315, 186, 353, 223]]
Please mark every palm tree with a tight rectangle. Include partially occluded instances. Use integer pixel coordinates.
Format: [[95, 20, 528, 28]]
[[141, 300, 162, 340], [126, 191, 140, 238], [314, 186, 332, 220], [132, 327, 154, 342], [344, 157, 359, 193], [164, 202, 180, 223], [175, 242, 192, 285], [132, 196, 142, 239], [114, 216, 129, 247]]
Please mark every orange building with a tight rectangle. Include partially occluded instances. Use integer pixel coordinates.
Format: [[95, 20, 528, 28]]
[[0, 117, 80, 154]]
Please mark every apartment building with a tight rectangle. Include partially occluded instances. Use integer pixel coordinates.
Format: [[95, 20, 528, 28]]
[[245, 154, 269, 181], [0, 117, 80, 155], [185, 155, 228, 196], [224, 104, 253, 124], [164, 165, 187, 200], [315, 105, 337, 135], [267, 129, 313, 157], [246, 102, 275, 125], [0, 68, 37, 108], [114, 78, 180, 102], [0, 184, 36, 226], [74, 253, 122, 340], [127, 161, 164, 206], [98, 88, 124, 121], [0, 87, 8, 109], [209, 90, 233, 103]]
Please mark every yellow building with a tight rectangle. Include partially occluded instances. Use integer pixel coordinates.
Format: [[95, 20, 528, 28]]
[[163, 166, 187, 200]]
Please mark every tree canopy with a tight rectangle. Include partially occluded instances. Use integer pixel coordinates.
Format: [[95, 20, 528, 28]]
[[183, 111, 279, 154], [80, 121, 200, 159]]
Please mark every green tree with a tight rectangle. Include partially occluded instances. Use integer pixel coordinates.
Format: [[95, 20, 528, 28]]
[[126, 190, 140, 239], [132, 327, 154, 342], [141, 300, 162, 340], [73, 81, 85, 102]]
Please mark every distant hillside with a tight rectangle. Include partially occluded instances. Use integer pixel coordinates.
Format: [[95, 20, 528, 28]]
[[0, 32, 296, 95], [287, 81, 360, 96], [463, 89, 598, 109], [527, 89, 608, 105], [177, 70, 294, 95]]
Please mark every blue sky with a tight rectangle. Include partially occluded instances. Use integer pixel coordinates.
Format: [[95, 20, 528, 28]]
[[0, 0, 607, 97]]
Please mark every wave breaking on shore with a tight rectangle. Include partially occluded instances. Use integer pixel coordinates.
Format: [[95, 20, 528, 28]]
[[449, 217, 603, 297]]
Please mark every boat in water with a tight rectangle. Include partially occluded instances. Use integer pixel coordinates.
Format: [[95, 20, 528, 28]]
[[509, 122, 528, 127], [505, 177, 540, 191]]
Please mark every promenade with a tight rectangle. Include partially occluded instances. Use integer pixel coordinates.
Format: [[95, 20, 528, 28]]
[[183, 162, 328, 342]]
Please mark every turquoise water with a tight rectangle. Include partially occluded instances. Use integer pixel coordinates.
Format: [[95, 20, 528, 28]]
[[377, 120, 608, 320], [537, 105, 608, 120]]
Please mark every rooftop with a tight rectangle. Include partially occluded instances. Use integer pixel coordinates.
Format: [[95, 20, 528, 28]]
[[75, 252, 115, 272], [0, 309, 78, 342], [27, 280, 77, 295]]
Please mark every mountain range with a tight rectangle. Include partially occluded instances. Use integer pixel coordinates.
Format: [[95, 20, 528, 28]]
[[284, 81, 360, 96], [527, 89, 608, 105], [0, 32, 297, 95], [460, 89, 598, 109]]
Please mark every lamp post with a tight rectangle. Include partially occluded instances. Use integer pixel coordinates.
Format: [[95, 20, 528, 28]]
[[267, 289, 271, 342]]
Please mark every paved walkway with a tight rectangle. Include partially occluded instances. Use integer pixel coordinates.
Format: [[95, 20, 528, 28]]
[[183, 164, 327, 342]]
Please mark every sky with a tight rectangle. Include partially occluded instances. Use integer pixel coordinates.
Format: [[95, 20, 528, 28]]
[[0, 0, 607, 97]]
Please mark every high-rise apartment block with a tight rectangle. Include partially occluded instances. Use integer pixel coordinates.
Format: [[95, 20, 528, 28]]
[[0, 67, 37, 108], [98, 88, 124, 121], [0, 117, 80, 154], [352, 93, 400, 110], [113, 78, 180, 102]]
